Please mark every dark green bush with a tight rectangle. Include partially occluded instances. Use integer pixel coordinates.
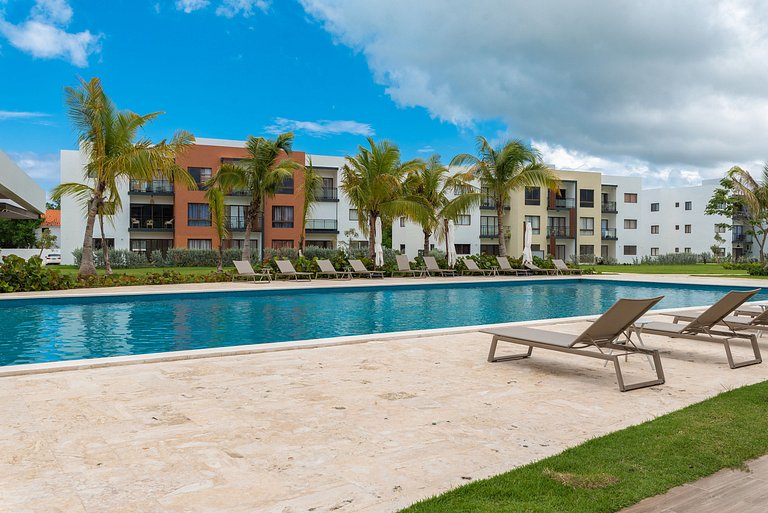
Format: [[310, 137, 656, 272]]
[[0, 255, 75, 292]]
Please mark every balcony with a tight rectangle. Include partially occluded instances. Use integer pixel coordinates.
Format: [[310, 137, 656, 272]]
[[480, 197, 511, 210], [601, 201, 617, 213], [548, 197, 576, 210], [305, 219, 338, 233], [226, 188, 250, 197], [601, 228, 618, 240], [130, 215, 174, 232], [316, 187, 338, 201], [547, 226, 575, 238], [225, 217, 262, 232], [480, 225, 499, 238], [733, 233, 752, 243], [733, 208, 750, 221], [129, 180, 174, 195]]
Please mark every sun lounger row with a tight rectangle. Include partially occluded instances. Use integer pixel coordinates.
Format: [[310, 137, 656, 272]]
[[483, 289, 763, 392]]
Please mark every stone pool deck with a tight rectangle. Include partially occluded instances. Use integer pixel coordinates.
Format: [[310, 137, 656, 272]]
[[1, 274, 768, 512]]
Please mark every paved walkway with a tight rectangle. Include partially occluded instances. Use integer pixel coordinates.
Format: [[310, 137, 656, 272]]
[[620, 455, 768, 513]]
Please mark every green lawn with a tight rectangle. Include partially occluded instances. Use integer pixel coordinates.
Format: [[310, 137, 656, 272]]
[[54, 265, 227, 277], [595, 263, 748, 275], [400, 381, 768, 513]]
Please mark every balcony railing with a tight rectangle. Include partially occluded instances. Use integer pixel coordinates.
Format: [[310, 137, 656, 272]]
[[733, 233, 752, 243], [480, 225, 499, 238], [226, 188, 250, 197], [480, 197, 511, 210], [547, 226, 574, 238], [601, 228, 618, 240], [130, 215, 174, 231], [305, 219, 338, 232], [316, 187, 338, 201], [548, 197, 576, 210], [129, 180, 174, 195], [601, 201, 617, 213], [733, 209, 750, 220], [225, 217, 262, 231]]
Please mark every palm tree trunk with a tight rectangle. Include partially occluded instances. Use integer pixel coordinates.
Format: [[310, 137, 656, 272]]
[[423, 230, 431, 255], [98, 213, 112, 275], [444, 219, 450, 256], [79, 198, 99, 276], [243, 198, 259, 263], [217, 244, 224, 272], [497, 201, 507, 257], [757, 230, 767, 265]]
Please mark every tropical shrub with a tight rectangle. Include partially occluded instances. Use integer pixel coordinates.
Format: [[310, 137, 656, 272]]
[[0, 255, 75, 292]]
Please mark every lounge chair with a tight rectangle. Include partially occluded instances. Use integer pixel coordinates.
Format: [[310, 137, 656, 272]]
[[349, 259, 385, 278], [423, 256, 456, 277], [315, 259, 352, 280], [630, 289, 762, 369], [524, 262, 557, 275], [553, 259, 582, 275], [496, 256, 528, 276], [275, 260, 313, 281], [393, 254, 427, 277], [482, 296, 665, 392], [232, 260, 271, 282], [664, 298, 768, 335], [462, 258, 494, 276]]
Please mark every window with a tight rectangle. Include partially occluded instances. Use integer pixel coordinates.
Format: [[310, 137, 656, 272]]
[[579, 245, 594, 256], [624, 219, 637, 230], [675, 247, 680, 253], [684, 224, 691, 233], [455, 244, 471, 254], [349, 209, 358, 221], [651, 225, 659, 234], [306, 240, 333, 249], [650, 203, 660, 212], [276, 176, 294, 194], [272, 239, 294, 249], [399, 216, 406, 227], [623, 245, 637, 256], [579, 189, 594, 208], [226, 205, 248, 230], [93, 238, 115, 250], [715, 247, 726, 257], [579, 217, 594, 235], [675, 225, 680, 230], [130, 240, 147, 253], [480, 244, 500, 255], [684, 247, 691, 253], [525, 186, 541, 206], [531, 244, 541, 252], [624, 193, 638, 203], [187, 239, 212, 250], [272, 206, 294, 228], [715, 225, 727, 233], [525, 215, 540, 234], [399, 244, 406, 253], [188, 167, 212, 189], [651, 247, 659, 256], [224, 239, 259, 250], [675, 202, 680, 207], [456, 214, 471, 225], [685, 201, 692, 210], [480, 216, 498, 237], [188, 203, 211, 226]]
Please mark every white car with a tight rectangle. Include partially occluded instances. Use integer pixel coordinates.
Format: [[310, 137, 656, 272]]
[[44, 252, 62, 265]]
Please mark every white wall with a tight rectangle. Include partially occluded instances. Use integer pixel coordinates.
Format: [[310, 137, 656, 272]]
[[604, 175, 643, 263]]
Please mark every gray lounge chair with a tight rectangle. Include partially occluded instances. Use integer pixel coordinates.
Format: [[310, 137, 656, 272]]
[[524, 262, 557, 275], [630, 289, 762, 369], [393, 254, 426, 277], [315, 259, 352, 280], [553, 259, 582, 275], [275, 260, 313, 281], [349, 259, 385, 278], [423, 256, 456, 277], [462, 258, 493, 276], [496, 256, 528, 275], [483, 296, 665, 392], [232, 260, 271, 282], [665, 298, 768, 335]]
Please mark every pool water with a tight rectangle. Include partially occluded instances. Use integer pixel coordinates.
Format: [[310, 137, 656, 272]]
[[1, 279, 765, 366]]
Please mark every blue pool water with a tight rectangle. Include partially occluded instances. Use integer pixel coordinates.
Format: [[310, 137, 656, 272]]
[[0, 279, 765, 366]]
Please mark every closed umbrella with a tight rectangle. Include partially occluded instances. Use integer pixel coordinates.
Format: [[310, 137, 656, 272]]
[[374, 216, 384, 267], [523, 221, 533, 264], [446, 219, 457, 267]]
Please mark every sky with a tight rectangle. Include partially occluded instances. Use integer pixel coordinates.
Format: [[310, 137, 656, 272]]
[[2, 0, 768, 196]]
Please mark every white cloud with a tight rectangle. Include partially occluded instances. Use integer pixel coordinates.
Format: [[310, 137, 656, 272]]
[[416, 145, 435, 154], [0, 0, 100, 67], [265, 117, 374, 137], [215, 0, 270, 18], [175, 0, 210, 13], [0, 110, 48, 120], [7, 151, 60, 190], [299, 0, 768, 182]]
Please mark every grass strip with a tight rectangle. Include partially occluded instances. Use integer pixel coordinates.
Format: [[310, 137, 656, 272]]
[[400, 380, 768, 513]]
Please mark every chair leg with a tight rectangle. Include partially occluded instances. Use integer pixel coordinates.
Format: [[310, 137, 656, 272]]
[[612, 350, 666, 392], [487, 337, 533, 362], [723, 335, 762, 368]]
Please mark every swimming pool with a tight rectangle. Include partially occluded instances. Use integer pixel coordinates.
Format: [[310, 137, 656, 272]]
[[1, 279, 765, 367]]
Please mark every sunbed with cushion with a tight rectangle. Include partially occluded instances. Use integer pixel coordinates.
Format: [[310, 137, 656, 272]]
[[462, 258, 494, 276], [232, 260, 271, 282], [496, 256, 528, 275], [393, 254, 426, 277], [349, 259, 385, 278], [524, 262, 558, 275], [553, 259, 582, 275], [275, 260, 313, 281], [315, 259, 352, 280], [482, 296, 665, 391], [630, 289, 762, 369], [423, 256, 456, 277]]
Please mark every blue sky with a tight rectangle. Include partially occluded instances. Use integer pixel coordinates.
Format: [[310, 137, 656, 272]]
[[2, 1, 768, 194]]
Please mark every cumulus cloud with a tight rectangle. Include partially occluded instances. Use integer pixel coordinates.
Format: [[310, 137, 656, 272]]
[[175, 0, 209, 13], [0, 0, 100, 67], [7, 151, 60, 190], [0, 110, 48, 120], [299, 0, 768, 181], [216, 0, 270, 18], [265, 117, 374, 137]]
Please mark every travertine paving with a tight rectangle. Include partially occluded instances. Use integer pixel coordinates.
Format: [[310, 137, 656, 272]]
[[1, 310, 767, 512]]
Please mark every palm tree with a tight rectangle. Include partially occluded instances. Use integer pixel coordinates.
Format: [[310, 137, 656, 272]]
[[52, 77, 195, 276], [450, 137, 560, 257], [726, 165, 768, 264], [340, 138, 424, 262], [207, 132, 303, 262], [299, 158, 323, 251], [204, 187, 228, 272], [404, 155, 481, 255]]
